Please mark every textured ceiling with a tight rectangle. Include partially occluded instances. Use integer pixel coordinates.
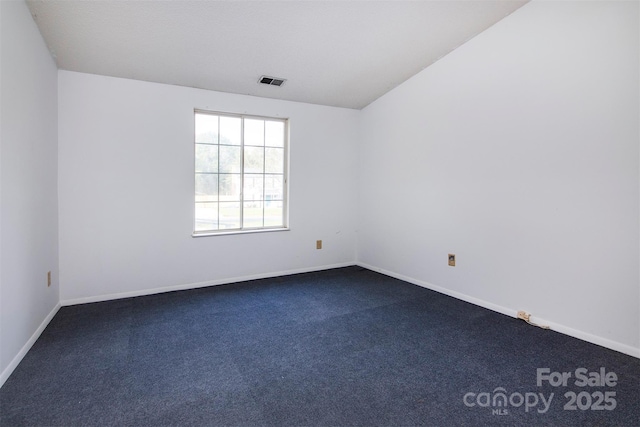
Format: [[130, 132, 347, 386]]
[[26, 0, 529, 109]]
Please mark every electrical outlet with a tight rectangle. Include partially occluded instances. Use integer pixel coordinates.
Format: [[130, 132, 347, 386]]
[[47, 271, 51, 287], [448, 254, 455, 266], [316, 240, 322, 250], [517, 311, 530, 322]]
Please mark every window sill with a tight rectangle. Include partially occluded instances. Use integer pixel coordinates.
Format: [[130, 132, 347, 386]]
[[192, 227, 290, 237]]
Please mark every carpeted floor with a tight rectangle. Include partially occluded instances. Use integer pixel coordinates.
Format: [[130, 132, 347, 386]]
[[1, 266, 639, 426]]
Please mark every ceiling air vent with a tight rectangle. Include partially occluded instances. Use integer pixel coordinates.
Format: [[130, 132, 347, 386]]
[[259, 76, 286, 87]]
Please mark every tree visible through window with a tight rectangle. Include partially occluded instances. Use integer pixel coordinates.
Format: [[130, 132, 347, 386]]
[[194, 111, 288, 234]]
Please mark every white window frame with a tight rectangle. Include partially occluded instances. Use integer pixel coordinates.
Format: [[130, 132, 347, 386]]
[[193, 109, 289, 236]]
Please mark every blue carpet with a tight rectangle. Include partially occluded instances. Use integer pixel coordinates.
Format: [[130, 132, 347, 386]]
[[1, 266, 639, 426]]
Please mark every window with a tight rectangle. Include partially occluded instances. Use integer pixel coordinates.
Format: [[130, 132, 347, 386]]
[[194, 110, 288, 235]]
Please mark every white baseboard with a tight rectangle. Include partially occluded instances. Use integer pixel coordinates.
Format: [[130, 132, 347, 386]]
[[0, 302, 61, 389], [357, 262, 640, 359], [60, 262, 356, 306], [5, 261, 635, 393], [537, 319, 640, 359]]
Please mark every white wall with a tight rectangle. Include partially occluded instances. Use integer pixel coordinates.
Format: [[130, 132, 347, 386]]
[[359, 0, 640, 356], [0, 0, 60, 385], [58, 71, 359, 303]]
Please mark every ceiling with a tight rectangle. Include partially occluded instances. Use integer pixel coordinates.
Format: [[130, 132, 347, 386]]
[[26, 0, 529, 110]]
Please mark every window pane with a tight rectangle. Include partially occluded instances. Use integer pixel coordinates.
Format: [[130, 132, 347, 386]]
[[265, 121, 284, 147], [243, 174, 264, 201], [265, 148, 284, 174], [195, 202, 218, 231], [219, 116, 241, 145], [195, 174, 218, 202], [195, 144, 218, 173], [195, 114, 218, 144], [243, 202, 264, 228], [219, 202, 240, 229], [264, 201, 283, 227], [264, 175, 283, 200], [219, 174, 241, 201], [244, 119, 264, 146], [244, 146, 264, 174], [219, 145, 241, 173]]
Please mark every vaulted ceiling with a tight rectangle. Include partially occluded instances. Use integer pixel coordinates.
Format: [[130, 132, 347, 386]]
[[26, 0, 529, 109]]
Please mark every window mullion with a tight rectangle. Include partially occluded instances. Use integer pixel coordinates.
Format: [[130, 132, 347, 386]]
[[217, 115, 221, 231], [262, 122, 266, 227], [240, 117, 245, 229]]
